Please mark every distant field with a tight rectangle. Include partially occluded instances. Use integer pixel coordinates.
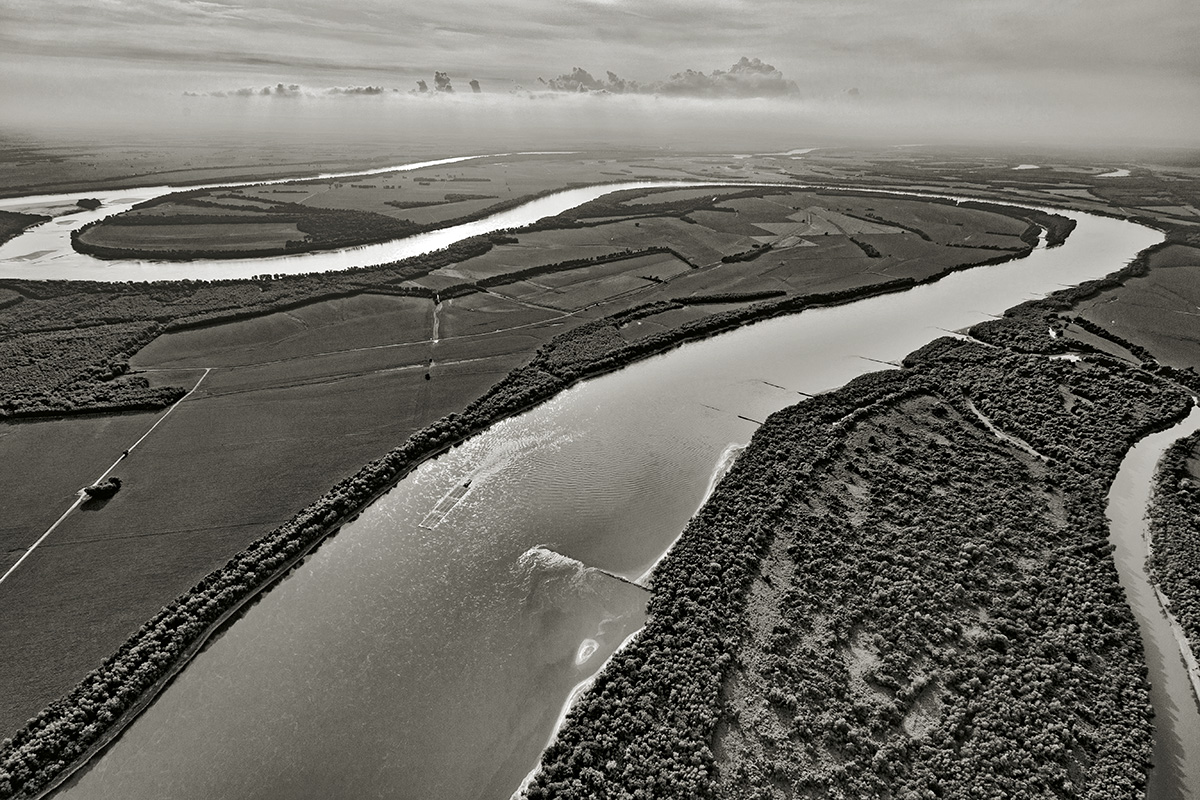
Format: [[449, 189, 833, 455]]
[[621, 187, 736, 206], [133, 294, 434, 368], [69, 153, 779, 260], [77, 221, 303, 253], [421, 239, 619, 283], [489, 253, 694, 311], [436, 292, 564, 339]]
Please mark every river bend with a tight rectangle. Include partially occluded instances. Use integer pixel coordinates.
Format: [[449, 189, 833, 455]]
[[2, 165, 1187, 798]]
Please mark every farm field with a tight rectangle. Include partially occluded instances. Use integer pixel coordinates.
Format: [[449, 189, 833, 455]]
[[67, 153, 796, 260], [1073, 243, 1200, 368], [77, 221, 304, 253], [0, 413, 161, 575], [64, 152, 1054, 265], [133, 294, 434, 368], [0, 137, 422, 198], [0, 344, 528, 736]]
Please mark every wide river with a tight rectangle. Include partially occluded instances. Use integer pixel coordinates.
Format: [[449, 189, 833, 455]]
[[5, 165, 1192, 798]]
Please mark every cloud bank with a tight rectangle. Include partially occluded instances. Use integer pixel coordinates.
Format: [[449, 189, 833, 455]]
[[542, 57, 800, 98], [187, 83, 398, 98]]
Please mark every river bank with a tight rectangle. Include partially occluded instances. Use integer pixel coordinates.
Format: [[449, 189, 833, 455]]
[[529, 324, 1193, 800], [0, 178, 1161, 796], [1113, 415, 1200, 798], [1147, 429, 1200, 673]]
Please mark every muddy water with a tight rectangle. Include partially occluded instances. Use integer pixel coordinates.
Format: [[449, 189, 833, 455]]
[[1107, 407, 1200, 800]]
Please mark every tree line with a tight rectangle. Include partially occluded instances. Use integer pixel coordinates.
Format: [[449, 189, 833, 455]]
[[1147, 430, 1200, 660], [526, 316, 1190, 800]]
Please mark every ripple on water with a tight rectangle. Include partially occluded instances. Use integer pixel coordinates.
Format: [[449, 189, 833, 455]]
[[575, 639, 599, 666]]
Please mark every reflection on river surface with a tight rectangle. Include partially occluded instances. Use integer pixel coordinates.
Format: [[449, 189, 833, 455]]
[[50, 195, 1172, 799]]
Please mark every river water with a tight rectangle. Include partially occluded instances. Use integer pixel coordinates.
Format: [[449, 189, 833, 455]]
[[0, 152, 573, 281], [1108, 408, 1200, 800], [32, 189, 1183, 799]]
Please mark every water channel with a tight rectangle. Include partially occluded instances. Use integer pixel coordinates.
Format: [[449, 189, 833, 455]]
[[1108, 408, 1200, 800], [3, 166, 1193, 798], [0, 152, 562, 281]]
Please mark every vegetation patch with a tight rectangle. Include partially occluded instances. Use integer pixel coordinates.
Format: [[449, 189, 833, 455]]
[[525, 332, 1189, 800], [0, 236, 495, 419], [72, 199, 423, 260], [1147, 430, 1200, 659], [0, 211, 49, 247]]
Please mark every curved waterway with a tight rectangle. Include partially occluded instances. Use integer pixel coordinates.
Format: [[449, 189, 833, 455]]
[[1108, 407, 1200, 800], [0, 152, 581, 281], [37, 194, 1174, 798]]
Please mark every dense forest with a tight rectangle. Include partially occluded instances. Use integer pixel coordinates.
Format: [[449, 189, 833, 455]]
[[0, 211, 50, 248], [1147, 430, 1200, 658], [523, 289, 1192, 799]]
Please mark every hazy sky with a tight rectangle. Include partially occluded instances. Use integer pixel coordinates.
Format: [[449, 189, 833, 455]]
[[2, 0, 1198, 148]]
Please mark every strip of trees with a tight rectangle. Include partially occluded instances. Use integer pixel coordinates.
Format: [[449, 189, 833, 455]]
[[1147, 430, 1200, 659], [0, 211, 50, 248]]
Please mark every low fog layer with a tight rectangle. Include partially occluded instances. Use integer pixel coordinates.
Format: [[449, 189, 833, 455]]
[[3, 83, 1197, 154], [190, 57, 802, 100], [2, 0, 1197, 150]]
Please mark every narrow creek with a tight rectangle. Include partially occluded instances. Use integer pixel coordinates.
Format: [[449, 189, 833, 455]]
[[1107, 406, 1200, 800]]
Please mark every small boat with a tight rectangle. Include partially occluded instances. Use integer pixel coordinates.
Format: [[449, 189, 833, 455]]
[[83, 476, 122, 499]]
